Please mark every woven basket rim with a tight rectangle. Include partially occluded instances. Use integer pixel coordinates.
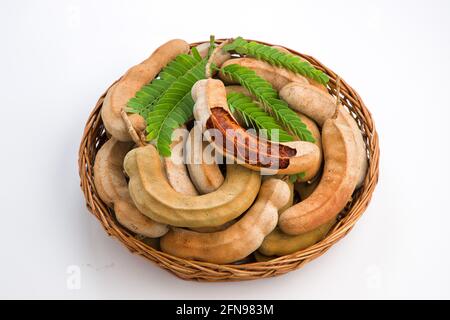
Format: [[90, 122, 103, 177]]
[[78, 39, 380, 281]]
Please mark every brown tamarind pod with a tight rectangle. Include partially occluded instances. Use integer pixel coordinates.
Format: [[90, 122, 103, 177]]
[[279, 118, 359, 235], [192, 79, 321, 177], [102, 39, 190, 141]]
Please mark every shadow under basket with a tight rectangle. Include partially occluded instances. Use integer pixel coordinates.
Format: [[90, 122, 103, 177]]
[[78, 40, 380, 282]]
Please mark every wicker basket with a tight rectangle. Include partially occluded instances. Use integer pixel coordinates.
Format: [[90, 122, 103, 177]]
[[78, 39, 379, 281]]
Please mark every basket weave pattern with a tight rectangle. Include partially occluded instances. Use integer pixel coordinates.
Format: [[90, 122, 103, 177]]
[[78, 40, 379, 281]]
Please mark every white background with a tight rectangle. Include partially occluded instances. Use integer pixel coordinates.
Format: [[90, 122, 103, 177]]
[[1, 0, 449, 299]]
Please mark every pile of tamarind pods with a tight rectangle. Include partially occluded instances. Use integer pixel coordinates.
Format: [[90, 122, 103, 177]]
[[93, 38, 368, 264]]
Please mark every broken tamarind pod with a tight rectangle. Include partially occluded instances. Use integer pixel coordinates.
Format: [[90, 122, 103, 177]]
[[160, 178, 290, 264], [225, 86, 321, 148], [224, 88, 322, 180], [93, 138, 168, 238], [279, 118, 359, 235], [192, 79, 321, 176], [163, 127, 199, 196], [259, 220, 336, 256], [101, 39, 190, 141], [185, 125, 224, 194], [280, 82, 367, 187], [198, 80, 319, 175], [124, 144, 261, 228], [220, 58, 308, 91]]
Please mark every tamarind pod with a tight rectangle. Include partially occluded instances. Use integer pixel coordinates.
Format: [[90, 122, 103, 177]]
[[206, 40, 233, 78], [101, 39, 190, 141], [192, 79, 321, 176], [160, 124, 228, 231], [259, 220, 336, 256], [160, 126, 230, 232], [280, 82, 367, 187], [94, 138, 133, 207], [185, 125, 224, 194], [293, 112, 322, 182], [93, 138, 168, 237], [336, 109, 368, 188], [194, 42, 211, 58], [160, 178, 290, 264], [208, 107, 296, 168], [174, 126, 230, 232], [197, 79, 290, 167], [124, 144, 261, 228], [279, 82, 336, 127], [296, 112, 321, 149], [194, 42, 231, 67], [224, 87, 322, 181], [225, 87, 322, 150], [220, 58, 308, 91], [279, 118, 359, 235], [225, 86, 322, 153], [114, 200, 168, 238], [225, 86, 321, 153], [163, 127, 198, 196], [279, 180, 294, 214]]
